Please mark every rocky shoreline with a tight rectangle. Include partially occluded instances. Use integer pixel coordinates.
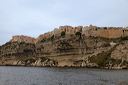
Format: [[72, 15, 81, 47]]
[[0, 57, 127, 70], [0, 65, 127, 70]]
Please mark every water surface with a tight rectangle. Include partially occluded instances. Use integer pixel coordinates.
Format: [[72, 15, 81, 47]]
[[0, 66, 128, 85]]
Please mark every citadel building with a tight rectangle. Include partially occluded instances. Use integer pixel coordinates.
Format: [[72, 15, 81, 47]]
[[11, 25, 128, 43]]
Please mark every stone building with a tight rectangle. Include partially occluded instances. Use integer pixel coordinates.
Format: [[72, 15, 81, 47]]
[[53, 25, 83, 36], [82, 25, 97, 37], [122, 29, 128, 37]]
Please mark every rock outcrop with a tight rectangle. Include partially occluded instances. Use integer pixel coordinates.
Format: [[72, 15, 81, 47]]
[[11, 35, 36, 43], [1, 25, 128, 69]]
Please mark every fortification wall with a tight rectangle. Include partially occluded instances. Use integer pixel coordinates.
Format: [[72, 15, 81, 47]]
[[83, 26, 127, 38], [107, 28, 123, 38], [95, 29, 109, 38]]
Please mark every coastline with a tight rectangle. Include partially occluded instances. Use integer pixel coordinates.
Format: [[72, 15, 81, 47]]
[[1, 26, 128, 70], [0, 64, 127, 70]]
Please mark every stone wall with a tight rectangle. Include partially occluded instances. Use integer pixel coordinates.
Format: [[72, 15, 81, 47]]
[[83, 25, 128, 39], [88, 28, 123, 38], [107, 28, 123, 38]]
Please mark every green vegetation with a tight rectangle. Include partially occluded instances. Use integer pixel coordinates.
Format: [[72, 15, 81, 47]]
[[23, 49, 33, 53], [41, 39, 47, 42], [103, 27, 107, 29], [89, 43, 119, 67], [50, 35, 54, 41], [75, 32, 81, 36], [40, 35, 55, 43], [120, 36, 128, 41], [75, 32, 82, 40], [89, 51, 111, 67], [57, 40, 73, 52], [61, 31, 66, 38]]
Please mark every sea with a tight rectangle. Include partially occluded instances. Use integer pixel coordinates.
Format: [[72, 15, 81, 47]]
[[0, 66, 128, 85]]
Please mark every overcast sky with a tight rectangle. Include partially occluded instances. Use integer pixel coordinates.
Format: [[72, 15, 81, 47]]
[[0, 0, 128, 45]]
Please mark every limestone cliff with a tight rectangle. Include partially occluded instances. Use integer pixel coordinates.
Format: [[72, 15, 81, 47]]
[[1, 25, 128, 69]]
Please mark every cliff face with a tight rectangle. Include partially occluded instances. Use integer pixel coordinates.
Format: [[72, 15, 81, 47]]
[[11, 35, 36, 43], [1, 25, 128, 69]]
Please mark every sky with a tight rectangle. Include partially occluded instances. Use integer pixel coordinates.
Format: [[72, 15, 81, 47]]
[[0, 0, 128, 45]]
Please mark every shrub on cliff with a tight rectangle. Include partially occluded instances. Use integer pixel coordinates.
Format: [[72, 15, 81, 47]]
[[75, 32, 81, 37], [57, 40, 73, 52], [89, 51, 111, 67], [121, 36, 128, 41], [75, 32, 83, 42], [40, 36, 54, 43], [41, 39, 47, 42], [50, 35, 54, 40], [61, 31, 65, 38]]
